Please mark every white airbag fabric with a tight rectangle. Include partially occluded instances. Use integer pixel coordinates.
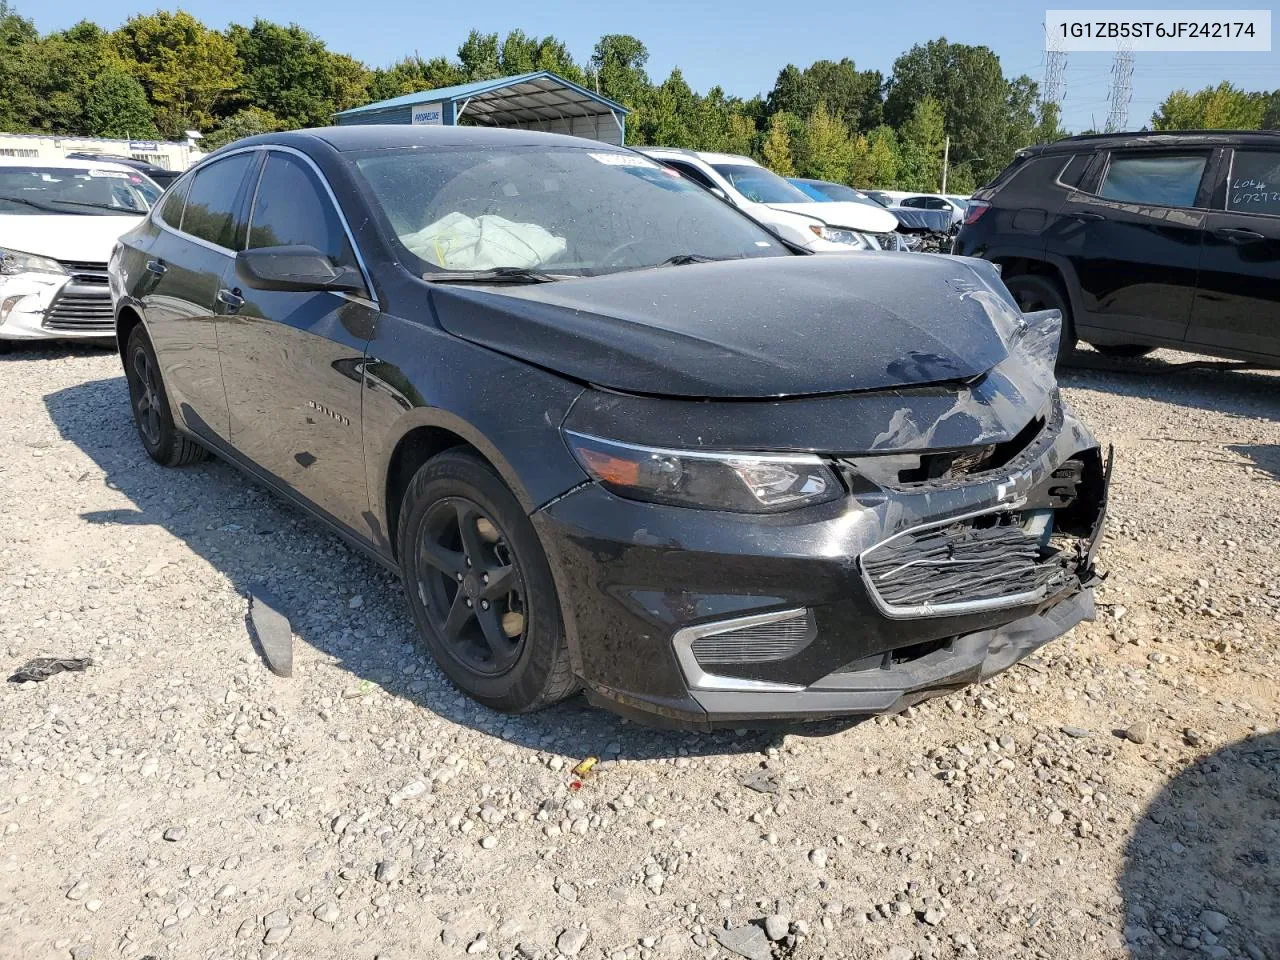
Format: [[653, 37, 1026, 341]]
[[401, 212, 566, 270]]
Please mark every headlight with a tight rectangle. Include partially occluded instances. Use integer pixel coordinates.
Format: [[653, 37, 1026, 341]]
[[0, 247, 67, 277], [565, 431, 842, 513], [808, 224, 868, 248]]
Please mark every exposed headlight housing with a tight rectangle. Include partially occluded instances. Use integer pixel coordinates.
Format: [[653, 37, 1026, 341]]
[[807, 224, 869, 248], [0, 247, 67, 277], [565, 431, 842, 513]]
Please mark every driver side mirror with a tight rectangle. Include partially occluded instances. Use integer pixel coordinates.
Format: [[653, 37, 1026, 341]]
[[236, 244, 366, 295]]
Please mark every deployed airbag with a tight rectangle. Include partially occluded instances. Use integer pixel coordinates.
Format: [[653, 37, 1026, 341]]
[[401, 212, 566, 270]]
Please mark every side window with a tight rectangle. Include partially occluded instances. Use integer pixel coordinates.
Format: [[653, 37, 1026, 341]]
[[1226, 151, 1280, 216], [1098, 152, 1208, 208], [925, 197, 948, 210], [181, 153, 255, 248], [1057, 152, 1092, 188], [156, 176, 190, 227], [247, 152, 356, 267], [664, 160, 718, 192]]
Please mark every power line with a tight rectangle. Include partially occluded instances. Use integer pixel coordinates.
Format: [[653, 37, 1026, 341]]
[[1105, 45, 1134, 132], [1042, 28, 1068, 109]]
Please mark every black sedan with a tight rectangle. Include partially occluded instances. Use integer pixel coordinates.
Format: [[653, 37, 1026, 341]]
[[109, 126, 1110, 730]]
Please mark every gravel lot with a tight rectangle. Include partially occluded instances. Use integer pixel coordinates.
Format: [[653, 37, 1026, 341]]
[[1, 344, 1276, 960]]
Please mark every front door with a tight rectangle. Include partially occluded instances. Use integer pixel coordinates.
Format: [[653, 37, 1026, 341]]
[[215, 149, 376, 535], [1190, 148, 1280, 361], [141, 151, 258, 441], [1051, 148, 1212, 343]]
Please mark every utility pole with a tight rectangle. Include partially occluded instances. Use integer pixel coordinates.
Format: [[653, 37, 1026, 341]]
[[1105, 44, 1134, 133], [941, 135, 950, 193]]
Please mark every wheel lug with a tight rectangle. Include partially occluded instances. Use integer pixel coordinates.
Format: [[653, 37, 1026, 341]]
[[481, 573, 489, 583], [456, 573, 463, 582], [465, 598, 472, 608], [465, 557, 472, 567], [480, 600, 489, 610]]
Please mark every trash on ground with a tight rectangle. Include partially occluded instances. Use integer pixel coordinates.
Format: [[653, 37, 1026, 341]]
[[8, 656, 94, 684], [572, 756, 598, 779], [247, 586, 293, 678], [741, 770, 781, 794]]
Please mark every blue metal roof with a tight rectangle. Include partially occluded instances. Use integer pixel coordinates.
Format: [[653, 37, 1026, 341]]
[[334, 70, 628, 119]]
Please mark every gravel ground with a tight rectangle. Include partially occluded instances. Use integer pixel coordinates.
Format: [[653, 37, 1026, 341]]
[[1, 344, 1276, 960]]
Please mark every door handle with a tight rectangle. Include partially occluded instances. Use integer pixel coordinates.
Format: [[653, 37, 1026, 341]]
[[1213, 227, 1265, 243], [145, 259, 167, 275], [1069, 211, 1105, 222], [216, 288, 244, 310]]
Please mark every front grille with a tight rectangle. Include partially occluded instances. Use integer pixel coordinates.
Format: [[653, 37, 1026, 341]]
[[43, 292, 113, 332], [57, 260, 109, 276], [690, 611, 814, 665], [860, 508, 1076, 618]]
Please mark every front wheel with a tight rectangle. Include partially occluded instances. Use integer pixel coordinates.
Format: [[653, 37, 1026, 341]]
[[1091, 343, 1156, 359], [124, 326, 207, 466], [397, 449, 576, 713], [1004, 273, 1077, 365]]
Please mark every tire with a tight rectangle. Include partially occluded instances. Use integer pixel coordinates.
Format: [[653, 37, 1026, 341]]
[[1004, 272, 1077, 364], [123, 325, 207, 467], [397, 449, 576, 713], [1091, 343, 1156, 359]]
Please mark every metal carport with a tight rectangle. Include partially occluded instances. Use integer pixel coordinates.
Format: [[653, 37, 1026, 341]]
[[333, 71, 630, 145]]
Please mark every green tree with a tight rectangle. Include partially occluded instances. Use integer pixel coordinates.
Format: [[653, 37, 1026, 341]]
[[367, 55, 463, 102], [885, 38, 1031, 183], [114, 11, 241, 136], [760, 111, 796, 176], [864, 125, 899, 187], [0, 1, 39, 131], [497, 29, 586, 85], [795, 103, 855, 182], [1034, 100, 1067, 145], [634, 68, 697, 147], [768, 59, 882, 133], [897, 97, 946, 191], [1152, 82, 1267, 130], [590, 34, 649, 108], [229, 19, 369, 129], [457, 30, 500, 81], [84, 67, 157, 138], [1263, 91, 1280, 130], [203, 106, 281, 150]]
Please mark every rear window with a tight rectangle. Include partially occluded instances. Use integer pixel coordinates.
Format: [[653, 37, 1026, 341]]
[[1099, 153, 1207, 208], [1227, 150, 1280, 216]]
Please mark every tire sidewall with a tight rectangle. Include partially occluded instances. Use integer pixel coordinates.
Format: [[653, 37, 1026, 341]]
[[1005, 274, 1077, 360], [125, 325, 179, 463], [397, 451, 566, 711]]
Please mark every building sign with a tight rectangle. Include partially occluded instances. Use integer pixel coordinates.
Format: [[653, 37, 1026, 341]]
[[129, 141, 160, 151], [411, 102, 444, 125]]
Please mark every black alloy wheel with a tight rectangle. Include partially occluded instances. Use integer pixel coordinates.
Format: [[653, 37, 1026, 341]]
[[397, 449, 576, 713], [416, 497, 527, 677], [124, 325, 207, 467]]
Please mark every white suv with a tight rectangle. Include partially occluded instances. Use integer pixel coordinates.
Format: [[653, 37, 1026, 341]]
[[637, 148, 901, 252], [0, 156, 161, 347]]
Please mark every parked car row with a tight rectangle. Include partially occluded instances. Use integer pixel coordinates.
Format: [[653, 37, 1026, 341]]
[[98, 125, 1110, 730]]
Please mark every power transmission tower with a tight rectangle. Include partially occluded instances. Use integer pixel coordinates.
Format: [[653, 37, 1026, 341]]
[[1042, 33, 1067, 109], [1105, 44, 1134, 133]]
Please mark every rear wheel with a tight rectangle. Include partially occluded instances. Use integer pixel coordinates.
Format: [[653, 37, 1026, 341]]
[[1004, 272, 1077, 364], [124, 325, 207, 467], [397, 449, 576, 713], [1091, 343, 1156, 359]]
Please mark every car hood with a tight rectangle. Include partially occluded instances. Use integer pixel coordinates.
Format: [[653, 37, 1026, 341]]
[[765, 201, 900, 233], [430, 254, 1021, 399], [0, 213, 143, 263]]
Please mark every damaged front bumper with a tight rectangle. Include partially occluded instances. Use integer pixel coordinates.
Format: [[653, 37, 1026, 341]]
[[533, 401, 1111, 731]]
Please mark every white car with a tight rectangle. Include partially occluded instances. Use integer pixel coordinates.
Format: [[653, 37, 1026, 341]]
[[0, 156, 161, 347], [636, 148, 901, 252]]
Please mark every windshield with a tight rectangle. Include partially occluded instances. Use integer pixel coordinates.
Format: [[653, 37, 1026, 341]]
[[806, 181, 882, 206], [0, 166, 159, 215], [710, 163, 814, 204], [946, 196, 969, 208], [352, 146, 787, 276], [864, 191, 893, 207]]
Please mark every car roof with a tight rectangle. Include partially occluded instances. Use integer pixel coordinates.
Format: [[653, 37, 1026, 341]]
[[215, 124, 628, 155], [635, 146, 760, 167], [0, 155, 139, 172], [1029, 129, 1280, 155]]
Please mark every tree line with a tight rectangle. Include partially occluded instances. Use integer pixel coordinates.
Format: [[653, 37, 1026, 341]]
[[2, 5, 1276, 193]]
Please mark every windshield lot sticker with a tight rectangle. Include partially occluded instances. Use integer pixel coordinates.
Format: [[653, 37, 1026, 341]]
[[589, 152, 656, 167]]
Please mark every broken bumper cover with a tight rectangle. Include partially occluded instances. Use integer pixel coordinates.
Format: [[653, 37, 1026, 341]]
[[533, 405, 1110, 731]]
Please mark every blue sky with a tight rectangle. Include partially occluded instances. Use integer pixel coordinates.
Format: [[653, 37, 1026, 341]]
[[35, 0, 1279, 132]]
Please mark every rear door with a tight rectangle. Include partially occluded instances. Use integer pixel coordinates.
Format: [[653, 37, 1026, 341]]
[[1053, 148, 1213, 344], [143, 150, 258, 441], [1189, 147, 1280, 361], [215, 148, 377, 535]]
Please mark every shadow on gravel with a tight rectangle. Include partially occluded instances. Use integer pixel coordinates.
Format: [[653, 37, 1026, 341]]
[[0, 341, 115, 361], [1120, 731, 1278, 960], [46, 376, 855, 760], [1229, 444, 1280, 483], [1058, 351, 1279, 424]]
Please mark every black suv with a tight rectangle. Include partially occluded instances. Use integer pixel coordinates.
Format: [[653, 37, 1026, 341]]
[[955, 131, 1280, 364]]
